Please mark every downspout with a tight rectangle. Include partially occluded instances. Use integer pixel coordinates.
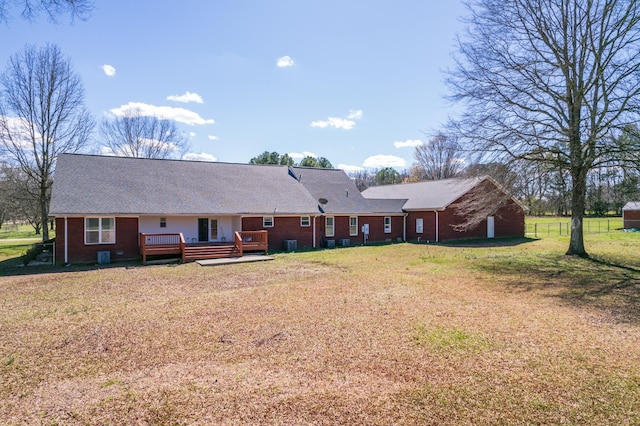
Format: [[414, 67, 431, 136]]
[[435, 210, 439, 243], [403, 213, 407, 242], [64, 216, 68, 264], [313, 215, 317, 248]]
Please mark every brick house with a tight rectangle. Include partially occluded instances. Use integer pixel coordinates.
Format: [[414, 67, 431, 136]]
[[49, 154, 526, 265], [361, 177, 526, 242]]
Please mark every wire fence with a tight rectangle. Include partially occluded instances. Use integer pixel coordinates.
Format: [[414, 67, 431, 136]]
[[525, 218, 623, 238]]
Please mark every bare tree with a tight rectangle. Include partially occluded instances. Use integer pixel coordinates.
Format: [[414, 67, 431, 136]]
[[447, 0, 640, 256], [412, 133, 463, 180], [0, 44, 94, 241], [1, 164, 42, 234], [0, 0, 93, 23], [100, 109, 190, 159]]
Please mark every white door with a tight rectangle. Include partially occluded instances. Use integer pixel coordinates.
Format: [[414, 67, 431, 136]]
[[487, 216, 495, 239]]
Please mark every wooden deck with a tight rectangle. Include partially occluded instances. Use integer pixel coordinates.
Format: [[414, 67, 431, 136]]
[[139, 231, 268, 265]]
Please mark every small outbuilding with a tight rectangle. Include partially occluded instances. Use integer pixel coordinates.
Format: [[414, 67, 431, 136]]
[[622, 202, 640, 229]]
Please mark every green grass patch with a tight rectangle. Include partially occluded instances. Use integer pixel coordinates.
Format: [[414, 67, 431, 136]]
[[413, 325, 493, 352], [0, 223, 52, 240]]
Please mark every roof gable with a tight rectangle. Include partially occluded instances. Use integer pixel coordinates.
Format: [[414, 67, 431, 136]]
[[292, 166, 403, 214], [623, 201, 640, 211]]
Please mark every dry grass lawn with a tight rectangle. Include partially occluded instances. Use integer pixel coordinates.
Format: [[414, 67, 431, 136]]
[[1, 235, 639, 425]]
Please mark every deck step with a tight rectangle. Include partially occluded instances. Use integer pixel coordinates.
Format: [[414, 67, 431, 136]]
[[183, 245, 241, 261]]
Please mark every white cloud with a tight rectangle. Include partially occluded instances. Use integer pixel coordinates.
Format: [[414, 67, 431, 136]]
[[347, 110, 363, 120], [208, 135, 220, 141], [276, 55, 295, 68], [189, 132, 196, 137], [338, 164, 365, 173], [288, 151, 317, 160], [167, 91, 204, 104], [311, 110, 363, 130], [99, 146, 115, 156], [182, 152, 217, 162], [363, 155, 406, 169], [0, 116, 33, 150], [101, 64, 116, 77], [109, 102, 215, 125], [394, 139, 423, 148]]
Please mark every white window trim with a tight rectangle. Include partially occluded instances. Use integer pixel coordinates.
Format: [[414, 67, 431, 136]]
[[263, 216, 274, 228], [84, 217, 116, 245], [384, 216, 392, 233], [349, 216, 358, 236], [325, 216, 335, 237], [300, 216, 311, 227], [416, 218, 424, 234]]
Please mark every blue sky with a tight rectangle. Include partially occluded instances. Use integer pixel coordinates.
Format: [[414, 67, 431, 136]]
[[0, 0, 467, 172]]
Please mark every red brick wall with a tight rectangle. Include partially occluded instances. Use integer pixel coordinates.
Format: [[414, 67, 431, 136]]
[[360, 215, 404, 243], [315, 215, 404, 246], [404, 186, 525, 242], [439, 191, 525, 241], [242, 214, 406, 250], [623, 210, 640, 229], [406, 211, 437, 242], [242, 216, 315, 251], [55, 217, 139, 265]]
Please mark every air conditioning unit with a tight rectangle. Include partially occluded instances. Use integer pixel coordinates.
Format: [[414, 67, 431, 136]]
[[324, 239, 335, 248], [283, 239, 297, 252], [338, 238, 351, 247], [97, 250, 110, 265]]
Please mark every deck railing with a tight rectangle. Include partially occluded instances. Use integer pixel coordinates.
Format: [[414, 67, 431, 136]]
[[139, 230, 268, 264], [140, 233, 182, 247], [237, 230, 269, 254], [234, 232, 243, 257], [139, 233, 183, 265]]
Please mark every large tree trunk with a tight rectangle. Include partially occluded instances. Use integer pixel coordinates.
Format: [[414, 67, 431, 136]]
[[566, 170, 588, 257]]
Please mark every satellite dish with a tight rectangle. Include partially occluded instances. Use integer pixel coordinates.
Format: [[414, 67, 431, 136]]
[[318, 198, 328, 205]]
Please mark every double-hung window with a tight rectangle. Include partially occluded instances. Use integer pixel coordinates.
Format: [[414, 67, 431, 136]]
[[349, 216, 358, 236], [416, 218, 424, 234], [300, 216, 310, 227], [325, 216, 335, 237], [263, 216, 274, 228], [384, 216, 392, 233], [85, 217, 115, 244]]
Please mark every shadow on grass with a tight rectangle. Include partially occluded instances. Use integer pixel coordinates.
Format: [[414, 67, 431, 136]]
[[437, 237, 538, 248], [475, 252, 640, 324], [0, 257, 160, 277]]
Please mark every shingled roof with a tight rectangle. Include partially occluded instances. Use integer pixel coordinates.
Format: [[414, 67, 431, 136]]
[[361, 177, 487, 210], [623, 202, 640, 211], [291, 166, 403, 214], [50, 154, 321, 216]]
